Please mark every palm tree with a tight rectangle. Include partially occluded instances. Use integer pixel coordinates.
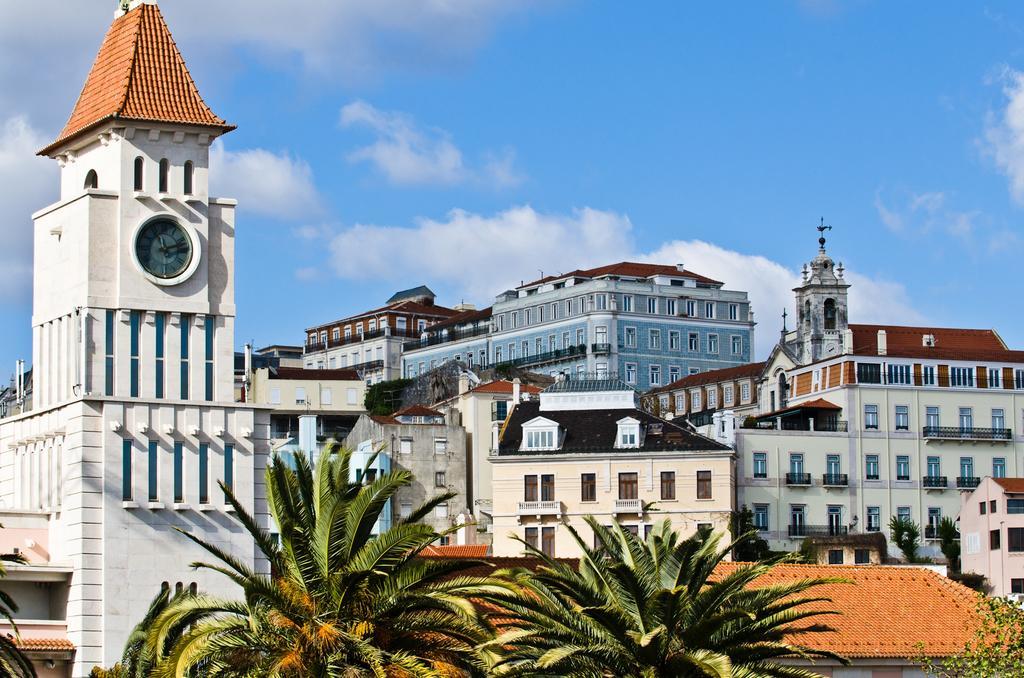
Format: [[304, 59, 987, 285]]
[[482, 518, 847, 677], [0, 530, 36, 678], [936, 517, 961, 571], [146, 445, 511, 677]]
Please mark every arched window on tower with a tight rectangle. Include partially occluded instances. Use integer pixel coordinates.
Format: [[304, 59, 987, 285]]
[[159, 159, 170, 193], [133, 157, 144, 191], [823, 298, 837, 330], [804, 299, 811, 326], [84, 170, 98, 190], [183, 161, 194, 195], [778, 372, 789, 409]]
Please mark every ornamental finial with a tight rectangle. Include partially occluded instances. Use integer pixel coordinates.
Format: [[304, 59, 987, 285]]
[[817, 217, 832, 250]]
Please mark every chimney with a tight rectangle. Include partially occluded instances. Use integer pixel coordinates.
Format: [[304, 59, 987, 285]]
[[512, 377, 521, 404], [458, 372, 470, 396], [876, 330, 887, 356], [843, 328, 854, 355], [676, 263, 685, 272]]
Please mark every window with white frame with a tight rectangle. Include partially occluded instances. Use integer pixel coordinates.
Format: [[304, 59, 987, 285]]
[[887, 364, 911, 385], [596, 294, 608, 311], [922, 365, 936, 386], [649, 365, 661, 386], [616, 417, 641, 448], [622, 295, 633, 312], [669, 366, 680, 383], [399, 438, 412, 454], [625, 363, 637, 384], [624, 327, 637, 348], [708, 334, 719, 354], [321, 388, 332, 405], [753, 504, 769, 530], [647, 297, 657, 314], [688, 333, 699, 351], [740, 382, 750, 401], [729, 303, 739, 321], [690, 390, 702, 411], [525, 430, 555, 449], [705, 302, 715, 318], [731, 335, 742, 354], [666, 299, 676, 316], [864, 404, 878, 430], [894, 405, 909, 431], [674, 394, 684, 412], [434, 438, 447, 455], [988, 367, 1002, 389], [669, 331, 680, 350], [1016, 369, 1024, 389], [295, 387, 307, 404], [649, 329, 661, 349], [685, 300, 696, 317], [950, 366, 975, 387], [723, 385, 734, 405], [706, 388, 717, 409]]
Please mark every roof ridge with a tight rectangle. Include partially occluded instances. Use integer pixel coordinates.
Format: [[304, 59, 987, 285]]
[[118, 7, 145, 120]]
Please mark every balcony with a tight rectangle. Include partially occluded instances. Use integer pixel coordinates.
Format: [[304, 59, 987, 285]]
[[613, 498, 644, 515], [349, 360, 384, 374], [517, 500, 562, 518], [922, 475, 948, 489], [307, 327, 422, 353], [924, 525, 941, 540], [495, 344, 588, 370], [785, 472, 812, 486], [591, 343, 612, 355], [956, 476, 981, 490], [402, 324, 492, 351], [788, 524, 849, 538], [822, 473, 849, 487], [922, 426, 1012, 442], [743, 419, 849, 433]]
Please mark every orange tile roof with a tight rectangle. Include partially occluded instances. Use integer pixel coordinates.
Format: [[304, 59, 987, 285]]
[[40, 4, 233, 156], [394, 404, 444, 418], [714, 563, 979, 659], [849, 324, 1024, 362], [421, 544, 490, 558], [519, 261, 721, 289], [756, 397, 841, 419], [11, 636, 75, 652], [469, 380, 544, 396], [993, 477, 1024, 494], [650, 361, 765, 394]]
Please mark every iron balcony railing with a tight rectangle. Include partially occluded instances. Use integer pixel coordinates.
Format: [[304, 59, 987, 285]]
[[350, 360, 384, 373], [957, 476, 982, 489], [922, 475, 948, 489], [494, 344, 588, 370], [591, 343, 612, 355], [788, 524, 849, 538], [822, 473, 849, 487], [742, 419, 849, 432], [785, 472, 812, 486], [306, 327, 422, 353], [924, 526, 939, 540], [922, 426, 1012, 441], [403, 324, 492, 351]]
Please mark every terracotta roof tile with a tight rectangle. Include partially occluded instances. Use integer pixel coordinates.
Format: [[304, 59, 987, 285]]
[[650, 362, 765, 394], [469, 380, 544, 396], [519, 261, 721, 289], [307, 300, 457, 334], [421, 544, 490, 558], [41, 4, 232, 155], [269, 367, 361, 381], [10, 636, 75, 652], [394, 404, 444, 418], [993, 477, 1024, 494], [756, 397, 841, 419], [849, 324, 1024, 362]]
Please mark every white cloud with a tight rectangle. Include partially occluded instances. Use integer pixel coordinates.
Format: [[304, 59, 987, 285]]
[[0, 116, 56, 304], [985, 67, 1024, 203], [340, 100, 523, 188], [328, 205, 633, 294], [874, 189, 982, 245], [209, 143, 322, 220]]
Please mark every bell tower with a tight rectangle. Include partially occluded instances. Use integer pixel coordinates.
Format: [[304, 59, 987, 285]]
[[787, 220, 850, 365]]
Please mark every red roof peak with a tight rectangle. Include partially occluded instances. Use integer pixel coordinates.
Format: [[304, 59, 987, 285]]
[[41, 3, 233, 155]]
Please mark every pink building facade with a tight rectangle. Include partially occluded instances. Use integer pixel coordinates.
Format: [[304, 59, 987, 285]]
[[959, 477, 1024, 597]]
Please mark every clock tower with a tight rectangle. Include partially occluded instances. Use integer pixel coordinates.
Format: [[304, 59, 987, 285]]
[[0, 3, 270, 675]]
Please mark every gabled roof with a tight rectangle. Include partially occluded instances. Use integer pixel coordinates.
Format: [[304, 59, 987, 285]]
[[468, 380, 543, 396], [993, 477, 1024, 494], [421, 544, 490, 558], [849, 324, 1024, 362], [499, 400, 730, 454], [650, 361, 766, 395], [41, 3, 233, 156], [394, 404, 444, 418], [519, 261, 721, 290], [756, 397, 841, 419]]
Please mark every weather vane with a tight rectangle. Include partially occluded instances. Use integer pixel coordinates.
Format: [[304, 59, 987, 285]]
[[817, 217, 832, 248]]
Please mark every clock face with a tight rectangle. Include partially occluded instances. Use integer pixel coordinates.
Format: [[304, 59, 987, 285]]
[[134, 219, 193, 280]]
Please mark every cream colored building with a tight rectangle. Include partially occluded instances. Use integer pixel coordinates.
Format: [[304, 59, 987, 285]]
[[490, 377, 735, 558]]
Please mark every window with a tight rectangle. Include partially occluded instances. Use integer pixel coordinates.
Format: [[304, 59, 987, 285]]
[[399, 438, 412, 455], [624, 327, 637, 348], [705, 302, 715, 318], [222, 444, 235, 500], [897, 506, 911, 522], [789, 453, 804, 475], [435, 503, 449, 519], [622, 295, 633, 312], [619, 429, 637, 447], [959, 407, 973, 432], [434, 438, 447, 455], [865, 454, 879, 480], [618, 472, 638, 500], [981, 501, 987, 515], [122, 439, 133, 501], [198, 443, 209, 505], [84, 168, 99, 189], [595, 294, 608, 311], [991, 529, 1001, 550], [649, 329, 661, 349], [866, 506, 880, 532], [669, 366, 681, 383], [855, 549, 870, 565], [926, 406, 939, 429], [204, 316, 215, 401], [581, 473, 596, 502], [741, 382, 750, 401], [294, 387, 306, 404], [960, 456, 974, 481], [541, 527, 555, 556], [524, 527, 539, 551], [687, 333, 699, 352], [857, 363, 882, 384], [988, 367, 1002, 389], [753, 504, 769, 531], [173, 442, 184, 503], [690, 390, 702, 411], [577, 328, 586, 345], [753, 452, 767, 478], [992, 500, 998, 513], [896, 455, 910, 481], [182, 160, 194, 195], [729, 303, 739, 321], [399, 501, 413, 519], [1009, 499, 1024, 514], [723, 385, 734, 404], [538, 474, 554, 502], [993, 408, 1006, 430], [1004, 529, 1024, 553], [147, 440, 159, 502], [666, 299, 676, 316], [828, 549, 844, 565], [950, 366, 974, 387], [888, 364, 911, 385], [153, 312, 166, 398], [685, 300, 696, 317], [525, 430, 555, 449], [129, 310, 141, 397], [1013, 579, 1024, 595], [1017, 368, 1024, 389], [894, 405, 909, 431], [647, 297, 657, 314], [649, 365, 661, 387], [697, 470, 712, 499], [864, 404, 878, 430], [708, 334, 719, 354], [133, 156, 144, 191], [927, 456, 941, 478], [625, 363, 637, 384], [706, 388, 717, 409], [660, 471, 676, 500], [731, 335, 742, 354], [995, 458, 1007, 478], [923, 365, 936, 385], [434, 471, 447, 488], [105, 310, 115, 396]]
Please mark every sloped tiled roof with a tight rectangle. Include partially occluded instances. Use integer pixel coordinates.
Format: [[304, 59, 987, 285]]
[[421, 544, 490, 558], [756, 397, 841, 419], [394, 404, 444, 418], [269, 367, 361, 381], [306, 299, 456, 333], [849, 324, 1024, 362], [519, 261, 721, 289], [994, 477, 1024, 494], [41, 4, 233, 155], [12, 636, 75, 652], [469, 380, 543, 396], [650, 362, 766, 394]]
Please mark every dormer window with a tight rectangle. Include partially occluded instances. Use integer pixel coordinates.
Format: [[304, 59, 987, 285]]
[[521, 416, 560, 451], [526, 430, 554, 449], [616, 417, 641, 449]]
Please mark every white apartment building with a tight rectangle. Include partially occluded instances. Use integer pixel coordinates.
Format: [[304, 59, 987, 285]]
[[0, 4, 270, 675]]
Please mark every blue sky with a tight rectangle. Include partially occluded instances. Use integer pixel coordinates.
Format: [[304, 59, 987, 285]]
[[2, 0, 1024, 375]]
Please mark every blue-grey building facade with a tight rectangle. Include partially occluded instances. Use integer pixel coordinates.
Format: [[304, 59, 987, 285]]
[[402, 262, 755, 392]]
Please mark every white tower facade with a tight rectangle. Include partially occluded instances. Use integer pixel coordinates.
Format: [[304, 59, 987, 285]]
[[0, 4, 270, 675], [786, 226, 851, 365]]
